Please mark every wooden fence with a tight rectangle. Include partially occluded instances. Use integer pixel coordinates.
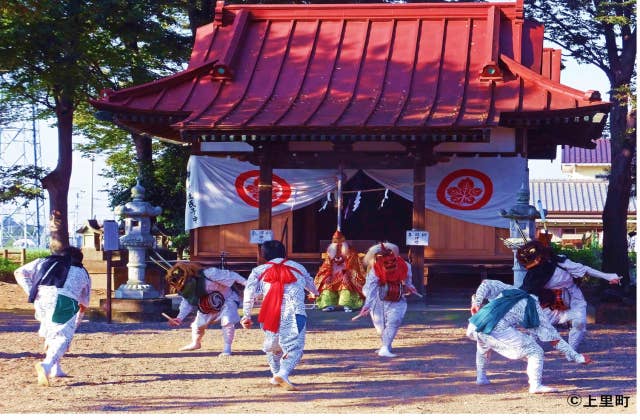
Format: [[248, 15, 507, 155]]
[[2, 249, 27, 265]]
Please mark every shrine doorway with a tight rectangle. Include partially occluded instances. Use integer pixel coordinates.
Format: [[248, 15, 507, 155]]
[[292, 171, 412, 253]]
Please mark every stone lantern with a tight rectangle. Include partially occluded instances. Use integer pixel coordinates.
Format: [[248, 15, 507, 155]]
[[499, 166, 540, 288], [114, 180, 162, 299]]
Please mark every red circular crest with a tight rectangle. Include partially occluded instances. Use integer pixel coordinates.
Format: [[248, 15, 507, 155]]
[[234, 170, 292, 208], [436, 169, 493, 210]]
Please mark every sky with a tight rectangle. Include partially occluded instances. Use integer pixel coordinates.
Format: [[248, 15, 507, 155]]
[[1, 43, 613, 245]]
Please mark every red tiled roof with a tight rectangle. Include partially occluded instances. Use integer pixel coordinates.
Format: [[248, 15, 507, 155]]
[[91, 1, 609, 143], [562, 138, 611, 164]]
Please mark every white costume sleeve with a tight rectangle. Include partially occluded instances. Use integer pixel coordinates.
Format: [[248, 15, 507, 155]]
[[202, 267, 247, 288], [242, 267, 262, 318], [361, 270, 380, 311], [299, 264, 319, 295], [13, 258, 42, 296], [558, 259, 620, 282], [176, 298, 195, 321], [473, 279, 510, 307], [403, 260, 414, 288], [545, 265, 577, 289]]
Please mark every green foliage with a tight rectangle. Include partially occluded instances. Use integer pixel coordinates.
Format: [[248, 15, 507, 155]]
[[71, 2, 204, 242], [0, 165, 46, 204], [0, 249, 50, 281], [0, 258, 19, 276], [25, 249, 52, 261], [524, 0, 636, 72], [550, 242, 603, 269], [103, 142, 191, 235], [0, 1, 196, 248]]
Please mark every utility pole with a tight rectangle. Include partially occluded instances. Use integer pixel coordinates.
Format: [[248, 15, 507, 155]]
[[90, 156, 95, 219]]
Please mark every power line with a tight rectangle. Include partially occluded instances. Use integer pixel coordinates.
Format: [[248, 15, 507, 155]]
[[0, 106, 46, 248]]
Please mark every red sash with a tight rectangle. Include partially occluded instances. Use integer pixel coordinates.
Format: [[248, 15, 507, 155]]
[[258, 260, 301, 333]]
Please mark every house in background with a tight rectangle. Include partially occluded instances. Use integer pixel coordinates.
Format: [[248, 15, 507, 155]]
[[561, 138, 611, 179], [530, 139, 636, 248]]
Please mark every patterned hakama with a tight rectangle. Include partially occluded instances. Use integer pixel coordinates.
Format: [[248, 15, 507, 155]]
[[468, 280, 585, 392], [361, 260, 413, 355], [15, 259, 91, 379], [175, 267, 246, 354], [243, 258, 319, 382]]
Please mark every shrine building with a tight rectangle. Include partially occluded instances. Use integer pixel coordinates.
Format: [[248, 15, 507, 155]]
[[91, 1, 610, 291]]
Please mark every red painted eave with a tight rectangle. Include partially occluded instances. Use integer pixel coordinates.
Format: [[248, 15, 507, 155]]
[[90, 1, 609, 143]]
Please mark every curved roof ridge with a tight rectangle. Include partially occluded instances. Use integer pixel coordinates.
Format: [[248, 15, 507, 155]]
[[92, 59, 218, 106], [500, 54, 605, 105]]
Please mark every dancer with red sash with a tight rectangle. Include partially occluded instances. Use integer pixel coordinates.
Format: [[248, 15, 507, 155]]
[[241, 240, 318, 390], [356, 242, 417, 357]]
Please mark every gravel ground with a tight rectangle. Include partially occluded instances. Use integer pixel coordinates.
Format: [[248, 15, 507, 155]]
[[0, 281, 636, 414]]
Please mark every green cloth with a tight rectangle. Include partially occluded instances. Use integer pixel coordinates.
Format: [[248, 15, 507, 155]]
[[315, 290, 339, 309], [316, 290, 363, 310], [469, 288, 540, 334], [338, 289, 363, 310], [179, 275, 208, 306], [52, 294, 79, 324]]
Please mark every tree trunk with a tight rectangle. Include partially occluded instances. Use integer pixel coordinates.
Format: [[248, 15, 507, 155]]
[[132, 133, 154, 187], [601, 98, 633, 296], [41, 97, 74, 253]]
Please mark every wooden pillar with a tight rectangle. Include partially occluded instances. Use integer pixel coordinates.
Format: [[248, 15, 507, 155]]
[[258, 155, 273, 231], [257, 150, 273, 262], [411, 160, 426, 296]]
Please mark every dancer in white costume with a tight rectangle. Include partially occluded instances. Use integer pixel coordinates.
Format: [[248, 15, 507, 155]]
[[356, 242, 417, 358], [164, 261, 246, 356], [516, 240, 621, 350], [241, 240, 318, 391], [468, 279, 592, 393], [14, 247, 91, 386]]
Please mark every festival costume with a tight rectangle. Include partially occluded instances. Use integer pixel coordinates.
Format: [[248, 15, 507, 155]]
[[314, 231, 366, 312], [361, 242, 413, 358], [468, 280, 588, 393], [517, 241, 620, 350], [171, 264, 246, 355], [242, 258, 319, 389], [14, 256, 91, 386]]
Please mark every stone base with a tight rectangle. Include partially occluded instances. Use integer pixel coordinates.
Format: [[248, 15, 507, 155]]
[[595, 302, 637, 324], [93, 298, 176, 322], [115, 284, 161, 299]]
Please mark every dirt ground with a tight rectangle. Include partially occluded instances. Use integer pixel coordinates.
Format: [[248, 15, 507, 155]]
[[0, 281, 636, 415]]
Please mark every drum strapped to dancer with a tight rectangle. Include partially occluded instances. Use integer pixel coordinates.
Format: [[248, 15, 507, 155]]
[[509, 238, 621, 350], [357, 241, 416, 358], [167, 262, 226, 317]]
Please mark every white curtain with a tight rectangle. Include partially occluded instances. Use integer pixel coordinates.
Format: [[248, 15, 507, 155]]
[[186, 155, 526, 230]]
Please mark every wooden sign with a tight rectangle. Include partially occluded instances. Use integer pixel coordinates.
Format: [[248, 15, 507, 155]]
[[250, 229, 273, 244], [102, 220, 120, 251], [406, 230, 429, 246]]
